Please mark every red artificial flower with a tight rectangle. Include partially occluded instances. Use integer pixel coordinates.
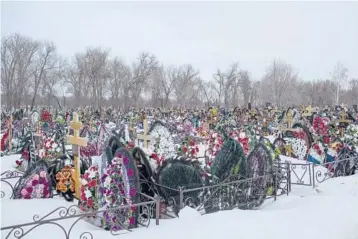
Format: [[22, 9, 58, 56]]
[[87, 198, 94, 207], [191, 148, 196, 155], [80, 192, 86, 201], [87, 180, 96, 188], [183, 147, 188, 153], [323, 137, 330, 144]]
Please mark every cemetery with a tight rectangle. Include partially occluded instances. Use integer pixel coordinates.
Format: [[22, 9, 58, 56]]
[[0, 105, 357, 238], [2, 2, 358, 238]]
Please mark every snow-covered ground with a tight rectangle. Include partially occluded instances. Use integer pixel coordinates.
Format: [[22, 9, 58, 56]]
[[1, 154, 358, 239]]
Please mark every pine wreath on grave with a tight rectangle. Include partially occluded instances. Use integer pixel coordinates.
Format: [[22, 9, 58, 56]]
[[155, 156, 203, 209], [243, 143, 273, 209]]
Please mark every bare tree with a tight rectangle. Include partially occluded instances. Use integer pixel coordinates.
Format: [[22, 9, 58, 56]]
[[42, 59, 67, 109], [108, 57, 130, 105], [130, 52, 157, 108], [82, 47, 110, 109], [30, 42, 57, 110], [174, 64, 199, 106], [331, 61, 348, 105], [1, 34, 39, 109], [154, 65, 178, 108], [238, 70, 251, 107], [261, 60, 298, 107]]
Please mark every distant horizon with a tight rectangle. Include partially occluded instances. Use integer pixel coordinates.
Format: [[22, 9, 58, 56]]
[[2, 1, 358, 82]]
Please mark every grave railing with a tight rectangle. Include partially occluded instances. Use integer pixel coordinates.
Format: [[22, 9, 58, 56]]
[[1, 170, 24, 199], [281, 155, 358, 188], [312, 155, 357, 187], [178, 170, 290, 215], [1, 195, 160, 239]]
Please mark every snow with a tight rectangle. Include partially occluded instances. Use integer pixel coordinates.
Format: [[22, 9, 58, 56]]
[[1, 154, 358, 239]]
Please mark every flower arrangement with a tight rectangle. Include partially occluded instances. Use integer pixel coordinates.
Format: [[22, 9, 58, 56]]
[[314, 115, 331, 135], [178, 136, 200, 158], [42, 137, 61, 161], [19, 170, 51, 199], [293, 129, 307, 140], [16, 146, 30, 168], [285, 137, 307, 160], [55, 165, 75, 193], [99, 153, 136, 230], [233, 127, 256, 156], [343, 124, 358, 149], [80, 141, 98, 157], [149, 124, 176, 160], [80, 165, 100, 211], [238, 134, 250, 155], [41, 110, 52, 122], [206, 131, 224, 167], [307, 142, 325, 164]]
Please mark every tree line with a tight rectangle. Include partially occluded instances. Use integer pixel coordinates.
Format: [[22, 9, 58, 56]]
[[2, 33, 357, 110]]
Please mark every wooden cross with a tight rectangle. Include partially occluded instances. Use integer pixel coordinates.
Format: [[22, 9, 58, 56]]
[[336, 111, 352, 138], [33, 121, 43, 153], [67, 112, 88, 199], [286, 111, 293, 128], [137, 119, 153, 148], [280, 111, 300, 132], [302, 105, 313, 117]]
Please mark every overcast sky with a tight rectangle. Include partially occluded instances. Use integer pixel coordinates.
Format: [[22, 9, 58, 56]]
[[2, 1, 358, 82]]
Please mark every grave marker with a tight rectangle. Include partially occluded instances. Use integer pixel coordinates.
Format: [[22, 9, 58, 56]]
[[67, 112, 88, 199], [137, 118, 153, 148]]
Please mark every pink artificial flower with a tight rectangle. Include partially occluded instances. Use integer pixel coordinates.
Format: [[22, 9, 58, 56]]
[[127, 168, 133, 177], [21, 188, 28, 196], [40, 171, 47, 178], [129, 217, 136, 225], [32, 174, 39, 181], [129, 188, 136, 197]]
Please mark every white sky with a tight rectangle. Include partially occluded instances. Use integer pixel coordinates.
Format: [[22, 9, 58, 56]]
[[1, 1, 358, 82]]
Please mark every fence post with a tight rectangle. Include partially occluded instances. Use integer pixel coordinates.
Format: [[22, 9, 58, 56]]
[[312, 163, 315, 188], [285, 161, 291, 194], [274, 173, 277, 201], [155, 196, 160, 225], [179, 187, 184, 209]]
